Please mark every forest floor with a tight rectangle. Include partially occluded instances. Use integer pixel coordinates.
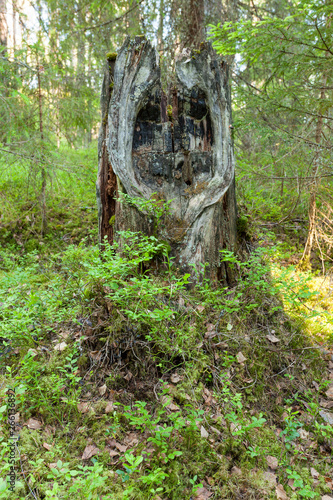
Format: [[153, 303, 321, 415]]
[[0, 143, 333, 499]]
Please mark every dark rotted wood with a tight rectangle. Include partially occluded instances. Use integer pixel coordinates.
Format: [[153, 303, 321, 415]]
[[97, 58, 117, 246], [99, 143, 117, 246]]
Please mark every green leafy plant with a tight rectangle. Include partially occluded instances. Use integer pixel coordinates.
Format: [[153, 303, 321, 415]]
[[286, 469, 316, 498], [116, 452, 144, 482], [45, 460, 109, 499], [281, 408, 303, 451], [189, 475, 203, 494]]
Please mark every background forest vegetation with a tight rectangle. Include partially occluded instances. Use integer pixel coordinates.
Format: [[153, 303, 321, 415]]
[[0, 0, 333, 499]]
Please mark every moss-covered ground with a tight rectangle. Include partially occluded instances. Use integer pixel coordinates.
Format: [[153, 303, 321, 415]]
[[0, 143, 332, 499]]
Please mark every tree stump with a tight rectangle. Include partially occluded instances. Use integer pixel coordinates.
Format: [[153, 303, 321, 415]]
[[97, 37, 237, 282]]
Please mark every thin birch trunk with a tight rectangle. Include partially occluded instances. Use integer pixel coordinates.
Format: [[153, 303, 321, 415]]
[[299, 58, 328, 269], [37, 53, 47, 236]]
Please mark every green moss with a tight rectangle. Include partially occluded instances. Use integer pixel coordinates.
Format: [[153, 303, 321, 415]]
[[78, 354, 88, 367], [167, 104, 173, 120], [236, 214, 249, 236], [109, 82, 114, 92], [109, 215, 115, 226], [106, 52, 117, 61]]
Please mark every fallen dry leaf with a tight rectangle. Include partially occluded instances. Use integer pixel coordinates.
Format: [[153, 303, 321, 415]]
[[236, 351, 246, 364], [124, 371, 133, 382], [43, 442, 53, 451], [54, 342, 67, 352], [287, 479, 295, 490], [108, 450, 119, 458], [319, 410, 333, 425], [266, 455, 278, 470], [310, 467, 319, 479], [82, 444, 100, 460], [170, 373, 181, 384], [161, 395, 171, 405], [26, 418, 42, 430], [77, 402, 93, 414], [276, 483, 288, 500], [196, 305, 205, 313], [312, 380, 320, 391], [200, 426, 209, 438], [98, 384, 107, 396], [167, 402, 180, 411], [324, 477, 333, 489], [178, 297, 185, 308], [194, 486, 213, 499], [107, 438, 117, 448], [48, 462, 66, 472], [322, 496, 333, 500], [205, 323, 215, 334], [44, 425, 56, 436], [89, 350, 102, 361], [263, 471, 277, 489], [115, 442, 127, 453], [266, 334, 280, 343], [321, 400, 333, 409], [230, 466, 242, 475], [205, 330, 218, 339], [230, 422, 242, 433], [105, 402, 116, 413], [124, 432, 139, 447], [326, 385, 333, 399], [203, 388, 212, 405], [143, 447, 154, 455], [298, 429, 309, 439]]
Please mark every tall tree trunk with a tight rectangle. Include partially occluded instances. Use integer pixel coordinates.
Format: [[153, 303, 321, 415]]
[[180, 0, 205, 48], [0, 0, 7, 144], [299, 55, 329, 269], [0, 0, 7, 50], [12, 0, 16, 52], [37, 53, 47, 236], [188, 0, 204, 46], [158, 0, 164, 53]]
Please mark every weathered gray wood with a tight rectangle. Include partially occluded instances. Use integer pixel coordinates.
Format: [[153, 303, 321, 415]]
[[97, 36, 237, 282]]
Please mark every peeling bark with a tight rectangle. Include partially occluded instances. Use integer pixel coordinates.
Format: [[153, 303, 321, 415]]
[[97, 37, 237, 282], [97, 56, 117, 247]]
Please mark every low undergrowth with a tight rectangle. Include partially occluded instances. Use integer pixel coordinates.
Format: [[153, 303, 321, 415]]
[[0, 143, 98, 256], [0, 225, 333, 499], [0, 150, 332, 499]]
